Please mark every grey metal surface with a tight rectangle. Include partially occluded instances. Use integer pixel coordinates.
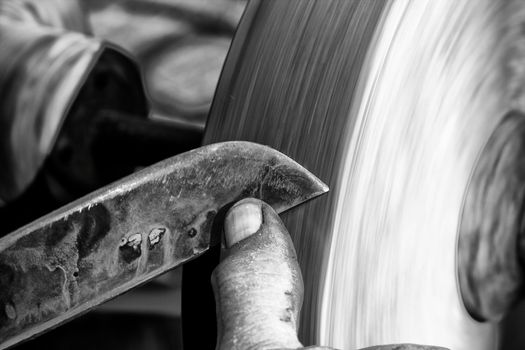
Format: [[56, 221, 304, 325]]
[[0, 141, 327, 349]]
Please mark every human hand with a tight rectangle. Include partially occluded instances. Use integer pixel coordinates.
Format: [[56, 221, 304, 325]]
[[212, 198, 447, 350]]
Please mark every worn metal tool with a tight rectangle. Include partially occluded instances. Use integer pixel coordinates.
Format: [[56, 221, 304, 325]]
[[0, 141, 328, 349]]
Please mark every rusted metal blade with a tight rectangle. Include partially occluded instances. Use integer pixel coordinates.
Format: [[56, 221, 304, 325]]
[[0, 141, 328, 349]]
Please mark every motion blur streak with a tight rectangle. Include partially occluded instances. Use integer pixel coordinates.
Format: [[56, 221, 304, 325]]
[[321, 0, 508, 348], [204, 1, 387, 344], [204, 0, 525, 349]]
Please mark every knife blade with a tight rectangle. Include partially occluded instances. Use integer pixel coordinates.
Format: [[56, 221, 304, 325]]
[[0, 141, 328, 349]]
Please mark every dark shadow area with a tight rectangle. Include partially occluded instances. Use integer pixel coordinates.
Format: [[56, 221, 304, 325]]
[[14, 313, 181, 350]]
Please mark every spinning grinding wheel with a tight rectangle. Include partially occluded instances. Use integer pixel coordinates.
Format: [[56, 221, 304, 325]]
[[193, 0, 525, 349]]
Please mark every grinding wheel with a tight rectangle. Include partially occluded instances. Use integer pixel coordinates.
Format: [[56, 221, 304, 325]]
[[197, 0, 525, 349]]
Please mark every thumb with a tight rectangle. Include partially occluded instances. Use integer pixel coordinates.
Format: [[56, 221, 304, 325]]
[[210, 198, 448, 350], [212, 198, 304, 350]]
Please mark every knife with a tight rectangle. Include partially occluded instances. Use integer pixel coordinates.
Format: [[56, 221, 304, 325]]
[[0, 141, 328, 349]]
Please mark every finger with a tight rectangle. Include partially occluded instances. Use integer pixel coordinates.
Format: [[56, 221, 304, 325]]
[[212, 198, 304, 350]]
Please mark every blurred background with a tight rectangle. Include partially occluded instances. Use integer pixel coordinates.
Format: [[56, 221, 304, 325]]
[[87, 0, 246, 129]]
